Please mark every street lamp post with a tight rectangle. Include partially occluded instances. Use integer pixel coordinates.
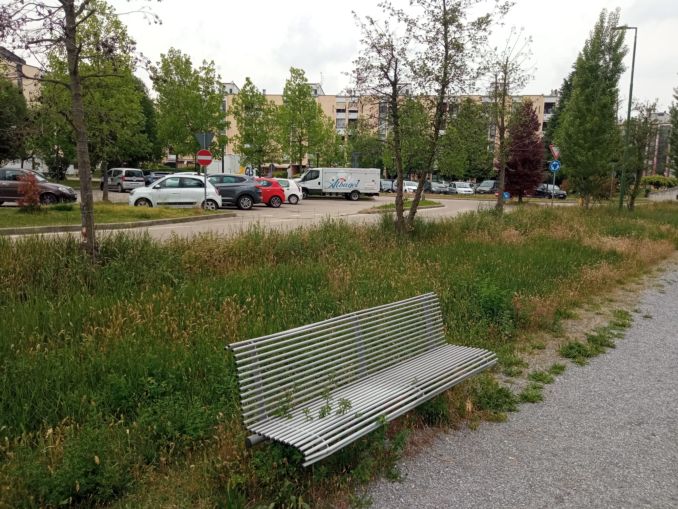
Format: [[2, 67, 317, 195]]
[[614, 25, 638, 210]]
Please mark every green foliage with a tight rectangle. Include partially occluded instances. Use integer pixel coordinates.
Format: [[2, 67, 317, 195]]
[[347, 118, 384, 169], [669, 88, 678, 177], [0, 76, 28, 164], [519, 383, 544, 403], [151, 48, 227, 158], [230, 77, 279, 170], [437, 99, 492, 180], [527, 370, 555, 384], [383, 98, 430, 174], [625, 101, 659, 209], [472, 375, 518, 413], [641, 175, 678, 188], [555, 9, 626, 205], [30, 3, 155, 173], [548, 363, 567, 375], [416, 394, 452, 425], [277, 68, 333, 168]]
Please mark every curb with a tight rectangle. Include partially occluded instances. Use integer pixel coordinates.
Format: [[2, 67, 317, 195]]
[[359, 204, 445, 215], [0, 212, 236, 236]]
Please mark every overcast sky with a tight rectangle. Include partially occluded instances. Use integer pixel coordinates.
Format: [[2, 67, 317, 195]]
[[112, 0, 678, 110]]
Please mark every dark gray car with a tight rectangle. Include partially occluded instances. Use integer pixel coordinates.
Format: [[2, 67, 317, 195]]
[[208, 174, 262, 210]]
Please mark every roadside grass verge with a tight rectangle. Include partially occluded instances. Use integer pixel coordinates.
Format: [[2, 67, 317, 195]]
[[0, 203, 676, 507], [361, 199, 442, 213], [0, 202, 218, 229], [559, 309, 634, 365]]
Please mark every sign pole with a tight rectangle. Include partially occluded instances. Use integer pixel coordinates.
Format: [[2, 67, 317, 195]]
[[552, 168, 556, 207]]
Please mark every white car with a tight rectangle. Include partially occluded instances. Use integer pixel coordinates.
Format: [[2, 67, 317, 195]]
[[128, 174, 222, 210], [275, 178, 303, 205], [402, 180, 419, 193], [450, 181, 475, 195]]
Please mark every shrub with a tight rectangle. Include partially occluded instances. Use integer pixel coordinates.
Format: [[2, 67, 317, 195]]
[[18, 172, 41, 210]]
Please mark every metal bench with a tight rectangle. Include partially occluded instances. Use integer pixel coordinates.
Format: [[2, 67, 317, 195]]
[[229, 293, 497, 466]]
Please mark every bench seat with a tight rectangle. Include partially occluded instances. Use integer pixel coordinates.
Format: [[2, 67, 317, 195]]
[[229, 293, 497, 467]]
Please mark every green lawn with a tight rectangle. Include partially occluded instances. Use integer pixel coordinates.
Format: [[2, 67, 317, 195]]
[[1, 203, 676, 507], [0, 203, 218, 229], [365, 198, 442, 212]]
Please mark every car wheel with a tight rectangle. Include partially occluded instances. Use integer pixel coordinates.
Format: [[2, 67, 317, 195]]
[[237, 195, 253, 210], [40, 193, 58, 205], [288, 194, 299, 205], [349, 190, 360, 201], [270, 196, 282, 208], [117, 183, 123, 193], [134, 198, 152, 207], [202, 199, 218, 211]]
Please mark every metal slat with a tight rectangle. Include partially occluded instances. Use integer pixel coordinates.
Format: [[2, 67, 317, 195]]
[[230, 293, 437, 351]]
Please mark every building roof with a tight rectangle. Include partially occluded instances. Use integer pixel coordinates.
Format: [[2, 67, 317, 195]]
[[0, 47, 26, 65]]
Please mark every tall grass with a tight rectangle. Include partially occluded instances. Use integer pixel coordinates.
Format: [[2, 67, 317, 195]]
[[1, 203, 676, 507]]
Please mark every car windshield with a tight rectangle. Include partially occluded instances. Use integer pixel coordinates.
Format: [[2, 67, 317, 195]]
[[478, 180, 495, 188], [455, 182, 471, 188], [127, 170, 143, 177], [276, 179, 289, 188]]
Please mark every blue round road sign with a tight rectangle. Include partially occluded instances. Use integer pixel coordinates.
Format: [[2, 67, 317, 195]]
[[549, 160, 561, 173], [502, 191, 511, 200]]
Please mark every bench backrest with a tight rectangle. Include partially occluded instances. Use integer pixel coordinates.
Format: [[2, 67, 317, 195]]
[[230, 293, 445, 426]]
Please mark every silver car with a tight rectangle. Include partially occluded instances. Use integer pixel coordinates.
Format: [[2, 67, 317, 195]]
[[101, 168, 145, 192]]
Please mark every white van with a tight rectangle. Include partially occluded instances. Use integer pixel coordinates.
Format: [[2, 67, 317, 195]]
[[297, 168, 380, 200]]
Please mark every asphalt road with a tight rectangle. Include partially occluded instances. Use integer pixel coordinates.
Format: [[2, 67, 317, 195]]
[[368, 267, 678, 508]]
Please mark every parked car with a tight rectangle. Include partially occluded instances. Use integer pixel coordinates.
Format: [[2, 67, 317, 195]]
[[128, 174, 221, 210], [101, 168, 145, 192], [254, 177, 285, 208], [534, 183, 567, 199], [208, 174, 261, 210], [0, 168, 77, 205], [380, 179, 394, 192], [402, 180, 419, 193], [275, 178, 303, 205], [430, 181, 450, 194], [449, 181, 475, 195], [141, 170, 171, 186], [474, 180, 498, 194]]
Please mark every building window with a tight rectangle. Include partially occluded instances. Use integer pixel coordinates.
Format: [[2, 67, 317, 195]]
[[336, 108, 346, 114], [336, 118, 346, 129], [544, 102, 555, 115]]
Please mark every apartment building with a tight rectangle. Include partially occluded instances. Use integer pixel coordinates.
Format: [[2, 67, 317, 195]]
[[0, 47, 41, 103]]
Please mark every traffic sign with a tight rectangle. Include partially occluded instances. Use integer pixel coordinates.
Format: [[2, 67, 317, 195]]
[[549, 160, 561, 173], [549, 144, 560, 160], [194, 132, 214, 150], [197, 149, 213, 167], [502, 191, 511, 200]]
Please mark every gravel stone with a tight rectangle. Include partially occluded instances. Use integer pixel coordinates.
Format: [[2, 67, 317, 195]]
[[368, 270, 678, 509]]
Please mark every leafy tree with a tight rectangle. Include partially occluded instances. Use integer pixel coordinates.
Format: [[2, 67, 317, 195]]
[[30, 4, 152, 200], [0, 0, 156, 257], [151, 48, 227, 166], [353, 0, 502, 232], [544, 71, 573, 163], [555, 9, 626, 208], [277, 67, 328, 169], [383, 98, 429, 175], [625, 101, 658, 210], [437, 99, 492, 181], [311, 113, 344, 167], [0, 76, 28, 165], [505, 100, 544, 202], [487, 29, 532, 212], [229, 77, 279, 172], [669, 88, 678, 177], [347, 119, 384, 169]]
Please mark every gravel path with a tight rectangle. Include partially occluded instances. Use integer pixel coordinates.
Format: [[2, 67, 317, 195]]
[[368, 268, 678, 509]]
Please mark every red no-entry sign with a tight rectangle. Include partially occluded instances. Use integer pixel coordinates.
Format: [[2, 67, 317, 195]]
[[197, 149, 213, 167]]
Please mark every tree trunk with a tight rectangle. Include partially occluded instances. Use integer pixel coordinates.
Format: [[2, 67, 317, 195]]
[[628, 168, 642, 210], [391, 85, 405, 233], [495, 69, 508, 213], [64, 1, 96, 258], [101, 161, 109, 202]]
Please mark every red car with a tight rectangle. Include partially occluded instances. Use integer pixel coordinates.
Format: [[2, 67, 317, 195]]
[[254, 177, 285, 208]]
